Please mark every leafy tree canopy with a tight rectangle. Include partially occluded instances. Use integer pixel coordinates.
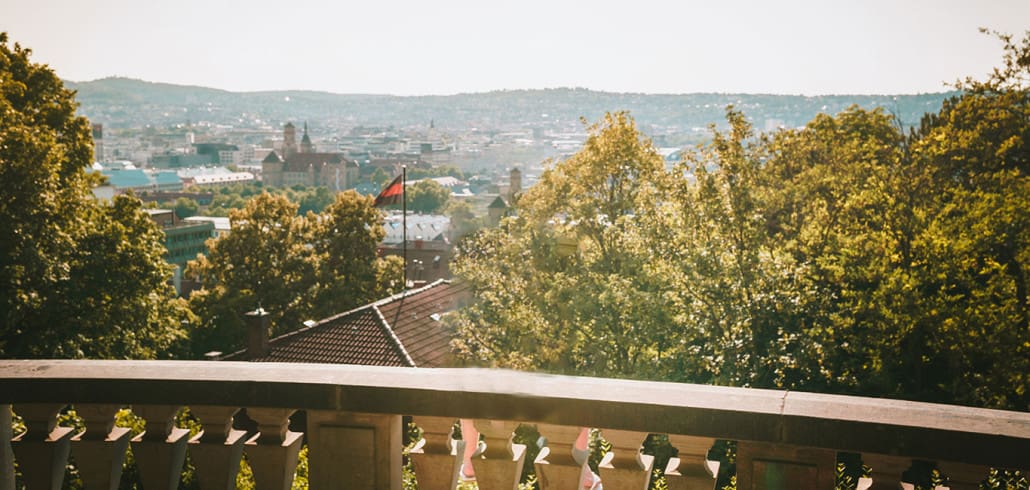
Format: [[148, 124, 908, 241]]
[[0, 32, 190, 359], [186, 190, 402, 356], [452, 32, 1030, 410]]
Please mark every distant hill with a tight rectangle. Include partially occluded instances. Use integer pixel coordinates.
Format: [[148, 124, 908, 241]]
[[65, 77, 957, 133]]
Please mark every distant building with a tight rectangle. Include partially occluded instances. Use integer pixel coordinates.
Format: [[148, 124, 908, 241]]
[[145, 209, 215, 270], [91, 123, 104, 162], [184, 216, 231, 239], [262, 122, 359, 190], [380, 214, 454, 283]]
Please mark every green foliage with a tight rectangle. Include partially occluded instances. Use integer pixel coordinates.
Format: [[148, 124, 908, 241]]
[[452, 32, 1030, 410], [187, 190, 402, 356], [451, 112, 676, 377], [173, 196, 199, 219], [981, 469, 1028, 490], [0, 32, 189, 359], [407, 179, 452, 214]]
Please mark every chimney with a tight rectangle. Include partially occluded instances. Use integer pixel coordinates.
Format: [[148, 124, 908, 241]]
[[246, 307, 270, 360]]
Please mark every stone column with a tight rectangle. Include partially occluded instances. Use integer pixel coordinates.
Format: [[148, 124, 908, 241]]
[[305, 410, 401, 490], [188, 406, 246, 490], [131, 405, 190, 490], [472, 420, 526, 490], [664, 434, 718, 490], [596, 429, 653, 490], [735, 441, 836, 490], [10, 404, 75, 490], [2, 405, 18, 490], [533, 424, 591, 489], [863, 453, 912, 490], [245, 408, 304, 490], [409, 416, 461, 490], [70, 404, 131, 490]]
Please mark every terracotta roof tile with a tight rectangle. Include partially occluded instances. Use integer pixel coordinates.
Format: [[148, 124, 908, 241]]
[[223, 279, 470, 368]]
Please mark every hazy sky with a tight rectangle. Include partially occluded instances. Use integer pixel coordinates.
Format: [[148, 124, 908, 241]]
[[2, 0, 1027, 95]]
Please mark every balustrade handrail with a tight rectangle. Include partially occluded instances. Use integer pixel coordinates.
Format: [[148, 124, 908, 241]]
[[1, 359, 1027, 469]]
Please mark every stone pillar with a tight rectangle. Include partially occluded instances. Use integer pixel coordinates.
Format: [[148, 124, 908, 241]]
[[131, 405, 190, 490], [2, 405, 17, 490], [10, 404, 75, 490], [735, 441, 836, 490], [472, 420, 526, 490], [188, 406, 246, 490], [70, 404, 131, 490], [664, 435, 718, 490], [596, 429, 653, 490], [533, 424, 591, 489], [305, 410, 401, 490], [863, 453, 911, 490], [245, 408, 303, 490], [409, 416, 461, 490]]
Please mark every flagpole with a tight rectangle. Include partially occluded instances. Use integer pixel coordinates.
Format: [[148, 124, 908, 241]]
[[402, 165, 407, 289]]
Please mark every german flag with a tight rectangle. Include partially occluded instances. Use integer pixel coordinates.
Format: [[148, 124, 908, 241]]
[[374, 174, 404, 207]]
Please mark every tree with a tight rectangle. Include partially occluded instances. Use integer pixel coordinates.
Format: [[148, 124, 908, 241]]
[[310, 190, 403, 319], [173, 196, 199, 219], [0, 33, 189, 359], [187, 191, 403, 356], [187, 192, 315, 355], [450, 31, 1030, 411], [451, 112, 678, 377], [407, 179, 451, 213]]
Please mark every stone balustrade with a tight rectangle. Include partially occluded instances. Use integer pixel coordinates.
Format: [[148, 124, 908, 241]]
[[1, 360, 1028, 489]]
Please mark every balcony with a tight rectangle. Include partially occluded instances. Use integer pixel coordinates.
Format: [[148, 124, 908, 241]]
[[1, 360, 1027, 489]]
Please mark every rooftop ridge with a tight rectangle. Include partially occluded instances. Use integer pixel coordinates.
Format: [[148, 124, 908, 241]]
[[371, 304, 416, 367]]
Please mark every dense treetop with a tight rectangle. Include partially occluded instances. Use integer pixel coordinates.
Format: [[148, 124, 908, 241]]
[[452, 31, 1030, 411], [0, 33, 191, 358]]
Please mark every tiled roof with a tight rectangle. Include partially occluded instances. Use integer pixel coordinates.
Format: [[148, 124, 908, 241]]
[[488, 196, 508, 209], [283, 153, 356, 172], [223, 279, 471, 367], [379, 280, 471, 367], [239, 307, 412, 366], [262, 151, 282, 163]]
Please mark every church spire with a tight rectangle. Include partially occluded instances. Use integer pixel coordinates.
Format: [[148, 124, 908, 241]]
[[300, 121, 313, 154]]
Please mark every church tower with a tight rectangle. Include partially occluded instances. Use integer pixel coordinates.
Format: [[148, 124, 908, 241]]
[[301, 122, 314, 154], [283, 122, 298, 158], [509, 166, 522, 202]]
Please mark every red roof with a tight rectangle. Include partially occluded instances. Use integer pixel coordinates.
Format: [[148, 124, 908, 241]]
[[282, 153, 356, 172], [224, 279, 471, 367]]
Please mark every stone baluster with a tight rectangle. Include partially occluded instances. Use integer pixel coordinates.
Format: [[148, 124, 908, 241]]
[[862, 453, 910, 490], [735, 441, 836, 489], [409, 416, 462, 490], [2, 405, 15, 490], [70, 404, 131, 490], [595, 429, 653, 490], [533, 424, 591, 489], [245, 408, 303, 490], [472, 420, 526, 490], [10, 404, 75, 490], [130, 405, 190, 490], [664, 434, 718, 490], [305, 409, 401, 490], [188, 406, 246, 490]]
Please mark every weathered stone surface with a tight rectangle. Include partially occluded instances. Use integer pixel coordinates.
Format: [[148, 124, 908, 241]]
[[409, 416, 461, 490], [0, 360, 1027, 469]]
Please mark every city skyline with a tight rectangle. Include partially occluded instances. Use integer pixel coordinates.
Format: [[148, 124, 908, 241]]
[[2, 0, 1028, 96]]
